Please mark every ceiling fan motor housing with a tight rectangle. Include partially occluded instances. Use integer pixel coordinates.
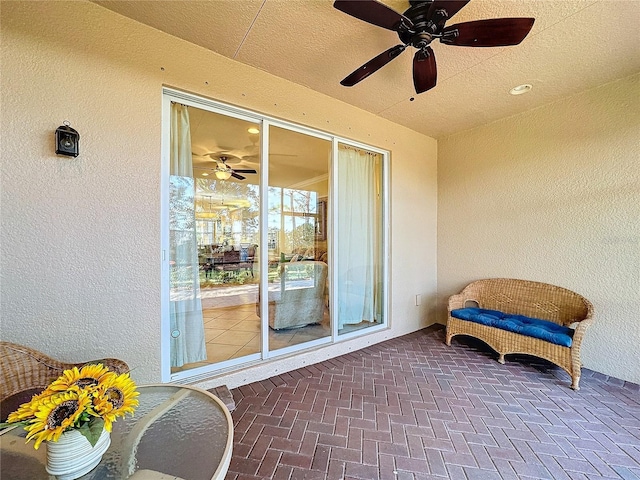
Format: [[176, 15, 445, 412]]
[[399, 3, 439, 48]]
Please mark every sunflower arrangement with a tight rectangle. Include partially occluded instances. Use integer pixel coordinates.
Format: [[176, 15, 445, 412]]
[[0, 363, 139, 450]]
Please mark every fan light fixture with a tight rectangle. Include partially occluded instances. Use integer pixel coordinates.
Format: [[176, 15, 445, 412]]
[[196, 196, 251, 219], [198, 196, 217, 219], [247, 127, 260, 134], [214, 168, 232, 180]]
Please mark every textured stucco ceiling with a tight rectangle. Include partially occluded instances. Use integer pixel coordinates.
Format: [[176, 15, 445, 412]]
[[95, 0, 640, 139]]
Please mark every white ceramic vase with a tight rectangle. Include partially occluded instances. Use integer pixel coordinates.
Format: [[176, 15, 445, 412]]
[[46, 428, 111, 480]]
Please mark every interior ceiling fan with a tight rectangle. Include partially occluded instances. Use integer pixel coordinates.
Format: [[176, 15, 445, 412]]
[[199, 136, 297, 166], [239, 137, 298, 162], [333, 0, 535, 94], [198, 154, 257, 180]]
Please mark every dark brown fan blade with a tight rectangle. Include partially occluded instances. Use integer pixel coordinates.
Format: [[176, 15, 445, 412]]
[[441, 18, 535, 47], [334, 0, 414, 32], [413, 47, 437, 94], [231, 172, 246, 180], [341, 45, 406, 87], [427, 0, 470, 24], [233, 169, 257, 174]]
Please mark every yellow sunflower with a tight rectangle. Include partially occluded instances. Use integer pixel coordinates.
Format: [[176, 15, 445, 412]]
[[25, 390, 93, 449], [92, 372, 139, 432], [6, 390, 53, 423], [47, 363, 112, 393]]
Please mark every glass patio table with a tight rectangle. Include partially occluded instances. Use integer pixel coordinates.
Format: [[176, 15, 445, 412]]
[[0, 384, 233, 480]]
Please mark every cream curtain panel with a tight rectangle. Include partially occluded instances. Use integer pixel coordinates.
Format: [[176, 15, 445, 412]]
[[169, 102, 207, 367], [336, 145, 382, 329]]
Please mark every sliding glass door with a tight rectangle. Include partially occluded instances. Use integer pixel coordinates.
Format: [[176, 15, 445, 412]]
[[167, 100, 262, 378], [162, 88, 388, 382], [266, 126, 331, 352]]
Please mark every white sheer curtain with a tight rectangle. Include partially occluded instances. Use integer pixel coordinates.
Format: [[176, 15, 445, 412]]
[[169, 102, 206, 367], [336, 145, 381, 329]]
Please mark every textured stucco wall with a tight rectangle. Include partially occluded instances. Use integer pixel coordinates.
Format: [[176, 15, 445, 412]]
[[437, 74, 640, 385], [0, 1, 437, 386]]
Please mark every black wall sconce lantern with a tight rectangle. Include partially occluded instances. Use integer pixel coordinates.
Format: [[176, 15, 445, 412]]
[[55, 121, 79, 157]]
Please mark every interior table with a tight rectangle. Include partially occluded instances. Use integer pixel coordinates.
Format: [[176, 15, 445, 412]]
[[0, 384, 233, 480]]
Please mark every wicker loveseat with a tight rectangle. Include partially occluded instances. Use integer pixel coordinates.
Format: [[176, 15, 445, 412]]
[[446, 278, 594, 390]]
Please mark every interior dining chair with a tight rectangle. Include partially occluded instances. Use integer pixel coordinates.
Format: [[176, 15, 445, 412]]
[[0, 341, 129, 421]]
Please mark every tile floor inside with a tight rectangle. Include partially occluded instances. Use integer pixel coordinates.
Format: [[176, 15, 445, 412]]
[[172, 284, 376, 374]]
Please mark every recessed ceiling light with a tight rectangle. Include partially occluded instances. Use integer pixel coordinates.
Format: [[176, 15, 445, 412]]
[[247, 127, 260, 134], [202, 172, 209, 176], [510, 84, 532, 95]]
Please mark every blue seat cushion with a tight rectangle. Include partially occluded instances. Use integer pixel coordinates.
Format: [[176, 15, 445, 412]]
[[451, 308, 574, 347]]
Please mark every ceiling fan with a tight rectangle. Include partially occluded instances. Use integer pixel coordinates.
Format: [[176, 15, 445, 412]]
[[197, 155, 257, 180], [199, 137, 297, 165], [238, 137, 298, 163], [333, 0, 535, 93]]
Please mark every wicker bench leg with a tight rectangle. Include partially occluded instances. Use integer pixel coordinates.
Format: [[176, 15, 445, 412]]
[[571, 374, 580, 390], [498, 353, 506, 364], [570, 352, 582, 390]]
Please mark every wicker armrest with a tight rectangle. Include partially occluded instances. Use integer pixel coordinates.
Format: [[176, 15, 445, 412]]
[[448, 293, 467, 311], [572, 319, 594, 343], [571, 304, 595, 346]]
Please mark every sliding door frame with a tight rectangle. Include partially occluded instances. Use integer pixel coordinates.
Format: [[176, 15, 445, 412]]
[[161, 87, 390, 383], [161, 88, 263, 383], [260, 120, 334, 359]]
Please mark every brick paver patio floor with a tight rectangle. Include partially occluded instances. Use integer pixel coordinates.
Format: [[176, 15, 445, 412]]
[[226, 326, 640, 480]]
